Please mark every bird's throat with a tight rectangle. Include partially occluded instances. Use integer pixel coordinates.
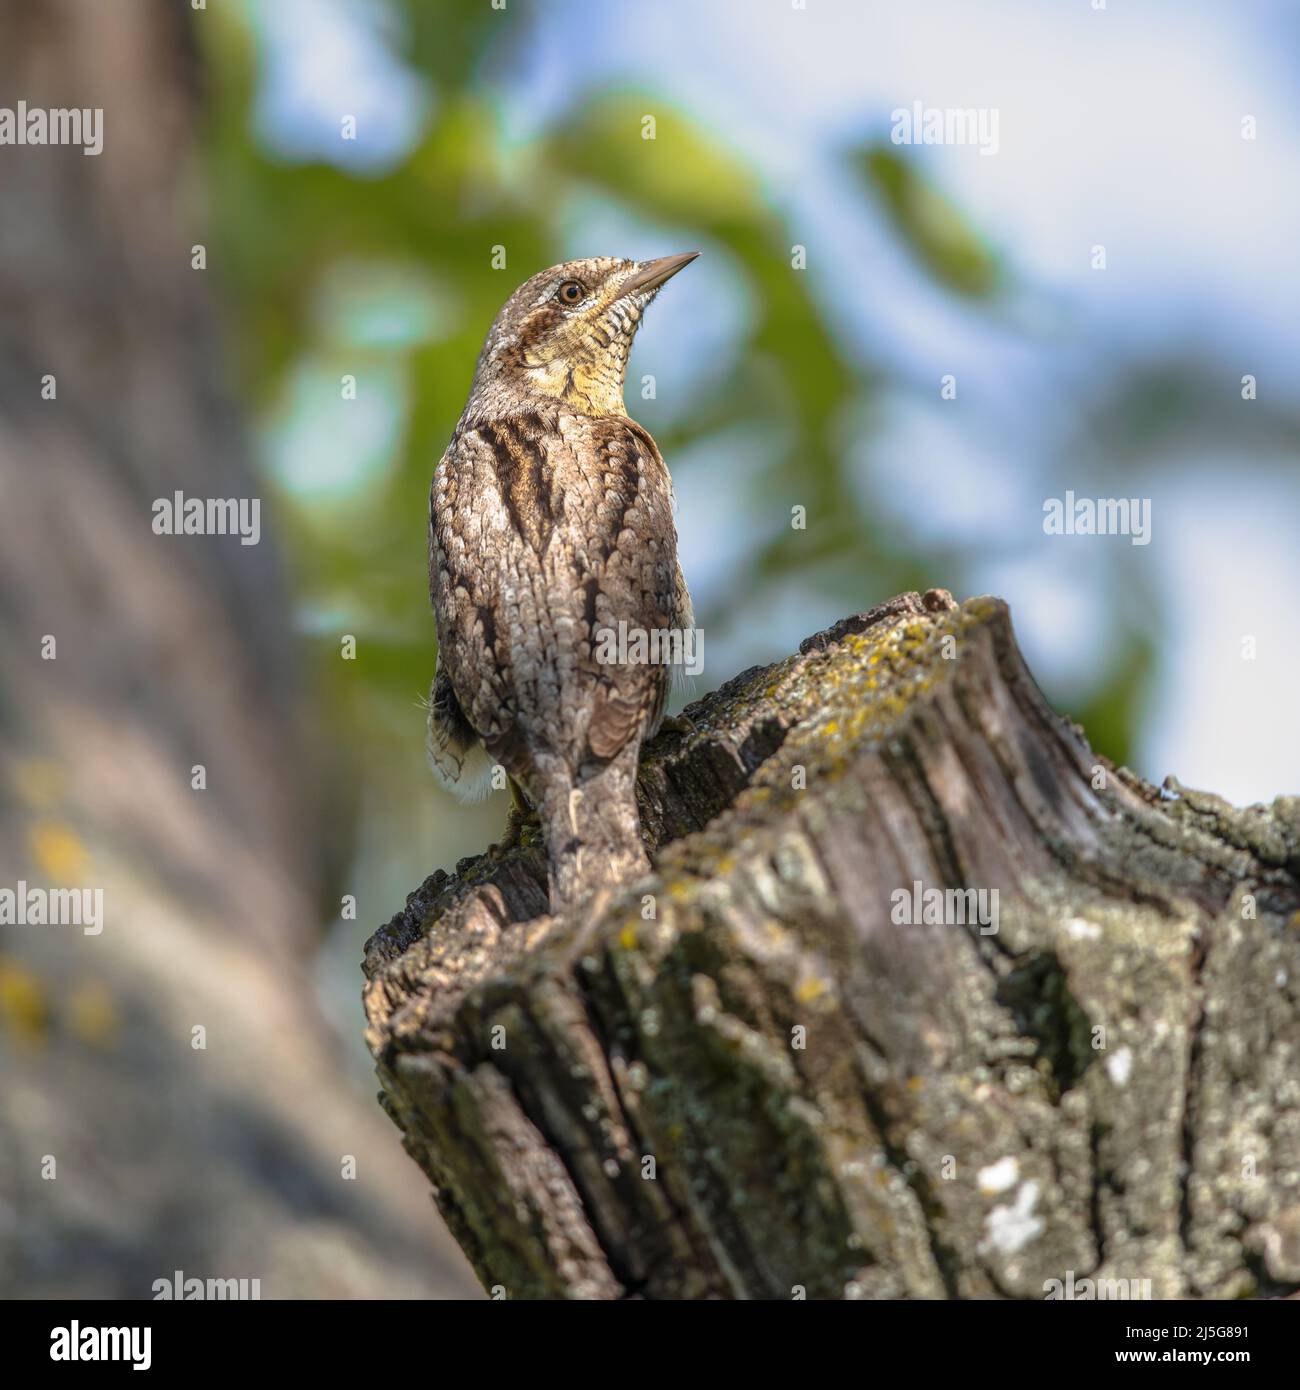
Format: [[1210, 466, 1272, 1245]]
[[524, 355, 626, 417]]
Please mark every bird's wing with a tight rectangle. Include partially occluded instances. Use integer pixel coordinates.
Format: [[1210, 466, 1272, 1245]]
[[556, 412, 683, 764], [428, 435, 518, 748]]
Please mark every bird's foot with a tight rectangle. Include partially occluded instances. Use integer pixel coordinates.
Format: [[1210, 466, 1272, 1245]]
[[658, 712, 700, 739], [487, 784, 540, 859]]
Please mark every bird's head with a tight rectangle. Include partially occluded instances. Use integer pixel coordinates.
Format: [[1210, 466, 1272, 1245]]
[[467, 253, 698, 418]]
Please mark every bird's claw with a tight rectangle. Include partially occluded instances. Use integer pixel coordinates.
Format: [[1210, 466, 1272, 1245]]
[[487, 803, 538, 859]]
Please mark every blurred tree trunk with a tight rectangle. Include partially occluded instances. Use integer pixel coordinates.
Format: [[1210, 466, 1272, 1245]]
[[365, 592, 1300, 1300], [0, 0, 474, 1297]]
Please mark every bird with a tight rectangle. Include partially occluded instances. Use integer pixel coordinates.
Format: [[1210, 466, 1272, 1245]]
[[427, 253, 697, 913]]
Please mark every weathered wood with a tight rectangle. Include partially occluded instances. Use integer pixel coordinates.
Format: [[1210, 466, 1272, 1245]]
[[363, 590, 1300, 1300]]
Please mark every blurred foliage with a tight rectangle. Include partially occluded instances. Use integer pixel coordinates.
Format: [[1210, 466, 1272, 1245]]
[[196, 0, 1160, 888], [1070, 630, 1156, 782], [859, 147, 1001, 297]]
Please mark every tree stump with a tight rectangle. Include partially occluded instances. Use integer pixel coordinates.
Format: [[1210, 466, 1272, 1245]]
[[362, 590, 1300, 1300]]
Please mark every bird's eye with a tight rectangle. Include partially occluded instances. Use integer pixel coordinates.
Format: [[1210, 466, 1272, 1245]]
[[557, 280, 586, 304]]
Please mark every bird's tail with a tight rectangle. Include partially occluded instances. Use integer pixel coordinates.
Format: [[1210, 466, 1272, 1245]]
[[536, 744, 649, 914]]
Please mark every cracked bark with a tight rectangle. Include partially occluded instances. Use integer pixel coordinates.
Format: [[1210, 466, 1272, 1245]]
[[363, 590, 1300, 1300]]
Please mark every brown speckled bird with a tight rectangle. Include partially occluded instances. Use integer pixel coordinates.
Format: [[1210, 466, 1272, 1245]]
[[427, 253, 697, 911]]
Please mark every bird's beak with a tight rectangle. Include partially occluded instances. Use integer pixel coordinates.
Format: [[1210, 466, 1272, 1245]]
[[619, 251, 700, 298]]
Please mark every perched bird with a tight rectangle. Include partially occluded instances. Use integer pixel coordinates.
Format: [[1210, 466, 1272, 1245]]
[[427, 253, 697, 911]]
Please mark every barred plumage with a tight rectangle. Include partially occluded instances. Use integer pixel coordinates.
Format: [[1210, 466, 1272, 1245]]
[[428, 254, 697, 911]]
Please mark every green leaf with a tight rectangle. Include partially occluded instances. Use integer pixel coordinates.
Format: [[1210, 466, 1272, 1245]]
[[857, 146, 1000, 297]]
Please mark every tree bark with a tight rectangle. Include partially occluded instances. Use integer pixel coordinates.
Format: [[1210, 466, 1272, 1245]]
[[0, 0, 473, 1297], [363, 590, 1300, 1300]]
